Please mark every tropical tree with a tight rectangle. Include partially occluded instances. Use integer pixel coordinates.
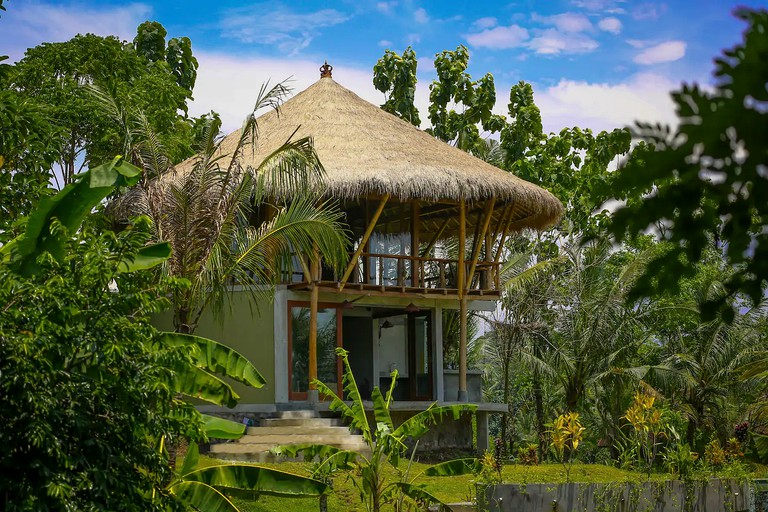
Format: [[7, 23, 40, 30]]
[[482, 250, 560, 456], [277, 348, 479, 512], [105, 81, 349, 334], [0, 156, 337, 511], [6, 22, 201, 188], [607, 8, 768, 320], [653, 269, 766, 446]]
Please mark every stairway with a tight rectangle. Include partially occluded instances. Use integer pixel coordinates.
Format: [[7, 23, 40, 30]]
[[209, 410, 370, 462]]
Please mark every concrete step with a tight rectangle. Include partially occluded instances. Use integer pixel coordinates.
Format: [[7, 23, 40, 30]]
[[261, 417, 344, 427], [237, 434, 364, 445], [273, 410, 318, 419], [246, 426, 350, 436], [211, 442, 370, 455]]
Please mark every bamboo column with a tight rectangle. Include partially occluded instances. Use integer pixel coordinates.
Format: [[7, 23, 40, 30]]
[[458, 200, 468, 402], [411, 201, 420, 287]]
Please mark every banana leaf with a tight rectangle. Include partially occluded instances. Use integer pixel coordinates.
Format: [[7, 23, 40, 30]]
[[4, 156, 141, 275], [117, 241, 171, 272], [180, 442, 201, 477], [421, 458, 480, 477], [371, 386, 394, 431], [393, 404, 478, 440], [173, 362, 240, 408], [161, 332, 266, 389], [202, 414, 246, 440], [390, 482, 451, 512], [184, 464, 328, 497], [170, 480, 238, 512]]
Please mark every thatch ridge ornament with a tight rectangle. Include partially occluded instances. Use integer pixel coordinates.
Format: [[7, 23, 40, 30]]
[[320, 61, 333, 78]]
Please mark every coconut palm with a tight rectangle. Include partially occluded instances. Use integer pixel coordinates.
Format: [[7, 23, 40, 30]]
[[99, 81, 349, 334], [655, 274, 766, 446]]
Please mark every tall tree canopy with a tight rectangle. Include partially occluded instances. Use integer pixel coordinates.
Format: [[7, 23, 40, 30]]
[[5, 21, 201, 189], [607, 8, 768, 320]]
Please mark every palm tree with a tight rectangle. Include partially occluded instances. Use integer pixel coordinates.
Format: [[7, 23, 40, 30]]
[[100, 81, 349, 334], [655, 275, 766, 446]]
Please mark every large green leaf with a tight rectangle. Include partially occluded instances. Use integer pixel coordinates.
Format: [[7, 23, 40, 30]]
[[273, 444, 359, 472], [117, 241, 171, 272], [421, 458, 480, 477], [170, 481, 239, 512], [161, 332, 266, 389], [390, 482, 451, 512], [180, 442, 201, 477], [314, 347, 370, 443], [172, 362, 239, 408], [371, 386, 394, 432], [393, 404, 478, 440], [202, 414, 246, 440], [3, 156, 142, 275], [184, 464, 328, 497], [754, 433, 768, 463]]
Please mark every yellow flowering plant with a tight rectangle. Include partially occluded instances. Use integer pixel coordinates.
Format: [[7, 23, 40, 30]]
[[547, 412, 586, 482]]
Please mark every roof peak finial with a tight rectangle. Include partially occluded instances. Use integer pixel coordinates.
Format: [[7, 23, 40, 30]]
[[320, 60, 333, 78]]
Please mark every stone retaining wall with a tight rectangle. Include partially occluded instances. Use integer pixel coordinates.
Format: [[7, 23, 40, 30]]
[[483, 479, 749, 512]]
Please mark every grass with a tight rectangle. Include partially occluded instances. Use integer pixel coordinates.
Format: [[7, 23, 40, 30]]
[[197, 455, 685, 512]]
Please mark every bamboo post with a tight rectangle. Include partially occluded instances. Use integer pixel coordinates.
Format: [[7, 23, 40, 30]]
[[339, 195, 389, 290], [458, 199, 468, 402], [466, 198, 496, 291], [411, 201, 420, 287]]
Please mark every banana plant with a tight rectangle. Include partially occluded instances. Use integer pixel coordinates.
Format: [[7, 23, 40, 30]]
[[276, 347, 480, 512], [2, 157, 327, 510], [168, 421, 328, 512]]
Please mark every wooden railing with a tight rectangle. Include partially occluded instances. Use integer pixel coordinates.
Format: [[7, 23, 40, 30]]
[[348, 252, 501, 292]]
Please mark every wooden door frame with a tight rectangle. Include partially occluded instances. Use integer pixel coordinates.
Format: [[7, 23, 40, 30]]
[[287, 300, 344, 401], [407, 311, 433, 401]]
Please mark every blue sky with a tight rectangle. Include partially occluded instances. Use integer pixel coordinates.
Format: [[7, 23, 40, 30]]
[[1, 0, 763, 134]]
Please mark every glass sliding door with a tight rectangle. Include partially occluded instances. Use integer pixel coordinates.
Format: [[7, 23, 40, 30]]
[[288, 303, 342, 400], [408, 312, 433, 400]]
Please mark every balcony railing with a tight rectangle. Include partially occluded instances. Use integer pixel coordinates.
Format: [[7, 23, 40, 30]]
[[280, 251, 501, 296]]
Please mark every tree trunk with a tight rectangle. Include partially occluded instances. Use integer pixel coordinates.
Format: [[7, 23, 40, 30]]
[[501, 357, 511, 455], [533, 368, 546, 462], [319, 494, 328, 512]]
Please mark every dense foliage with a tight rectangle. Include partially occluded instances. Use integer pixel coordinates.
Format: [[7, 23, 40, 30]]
[[0, 220, 202, 511], [607, 8, 768, 321]]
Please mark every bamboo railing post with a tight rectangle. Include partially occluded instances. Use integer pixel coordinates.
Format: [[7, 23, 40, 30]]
[[339, 195, 389, 290], [411, 201, 420, 287]]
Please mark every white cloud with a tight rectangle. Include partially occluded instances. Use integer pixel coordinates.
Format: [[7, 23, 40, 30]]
[[378, 39, 394, 48], [188, 53, 440, 133], [0, 0, 152, 62], [598, 17, 622, 34], [405, 33, 422, 45], [626, 39, 648, 48], [571, 0, 626, 14], [414, 7, 429, 24], [472, 17, 498, 30], [220, 4, 350, 56], [376, 1, 397, 14], [632, 3, 665, 20], [465, 25, 529, 50], [534, 12, 593, 33], [634, 40, 686, 65], [522, 72, 678, 134], [189, 53, 383, 133], [528, 29, 598, 55]]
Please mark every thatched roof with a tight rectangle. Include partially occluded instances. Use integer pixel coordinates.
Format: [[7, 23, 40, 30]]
[[176, 74, 562, 231]]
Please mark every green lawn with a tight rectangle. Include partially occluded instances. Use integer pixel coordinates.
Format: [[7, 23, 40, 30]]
[[197, 456, 686, 512]]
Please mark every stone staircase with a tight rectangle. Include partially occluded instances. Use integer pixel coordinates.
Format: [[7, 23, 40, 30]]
[[209, 410, 370, 462]]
